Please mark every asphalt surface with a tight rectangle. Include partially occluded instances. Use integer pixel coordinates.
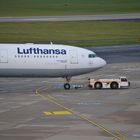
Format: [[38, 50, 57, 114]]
[[0, 63, 140, 140], [89, 44, 140, 64], [0, 45, 140, 140], [0, 13, 140, 22]]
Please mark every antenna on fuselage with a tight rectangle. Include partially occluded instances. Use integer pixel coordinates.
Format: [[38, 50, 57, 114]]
[[50, 42, 53, 45]]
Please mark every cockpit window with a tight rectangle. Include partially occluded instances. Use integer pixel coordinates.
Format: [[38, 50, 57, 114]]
[[88, 54, 96, 58], [121, 78, 127, 82]]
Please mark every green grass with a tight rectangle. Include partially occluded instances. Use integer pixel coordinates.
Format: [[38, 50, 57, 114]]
[[0, 0, 140, 16], [0, 21, 140, 46]]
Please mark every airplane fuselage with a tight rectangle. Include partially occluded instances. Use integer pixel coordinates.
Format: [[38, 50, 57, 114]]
[[0, 43, 106, 78]]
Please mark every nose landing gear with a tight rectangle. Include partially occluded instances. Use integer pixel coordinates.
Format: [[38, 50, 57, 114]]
[[64, 76, 71, 90], [64, 83, 71, 90]]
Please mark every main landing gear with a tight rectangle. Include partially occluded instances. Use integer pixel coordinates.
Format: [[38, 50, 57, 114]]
[[64, 76, 71, 90]]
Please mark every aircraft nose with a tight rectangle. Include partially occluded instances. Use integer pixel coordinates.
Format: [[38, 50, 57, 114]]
[[97, 57, 107, 68], [100, 57, 107, 67]]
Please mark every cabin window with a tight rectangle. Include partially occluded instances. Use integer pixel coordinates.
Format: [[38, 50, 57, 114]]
[[14, 54, 58, 59]]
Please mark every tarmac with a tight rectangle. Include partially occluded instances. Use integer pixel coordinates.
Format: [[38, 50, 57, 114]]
[[0, 13, 140, 22], [0, 45, 140, 140]]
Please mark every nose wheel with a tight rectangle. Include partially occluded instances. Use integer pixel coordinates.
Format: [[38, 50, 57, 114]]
[[64, 83, 71, 90], [64, 76, 71, 90]]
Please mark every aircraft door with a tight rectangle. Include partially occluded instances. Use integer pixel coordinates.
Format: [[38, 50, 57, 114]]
[[0, 50, 8, 63], [70, 50, 78, 64]]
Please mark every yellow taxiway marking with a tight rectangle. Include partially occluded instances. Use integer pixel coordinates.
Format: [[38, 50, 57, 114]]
[[36, 88, 125, 140], [43, 111, 72, 116]]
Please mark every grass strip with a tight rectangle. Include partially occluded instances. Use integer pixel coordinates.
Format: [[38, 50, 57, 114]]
[[0, 21, 140, 46], [0, 0, 140, 16]]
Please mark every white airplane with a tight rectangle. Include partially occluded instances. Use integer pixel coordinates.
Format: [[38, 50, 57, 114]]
[[0, 43, 106, 89]]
